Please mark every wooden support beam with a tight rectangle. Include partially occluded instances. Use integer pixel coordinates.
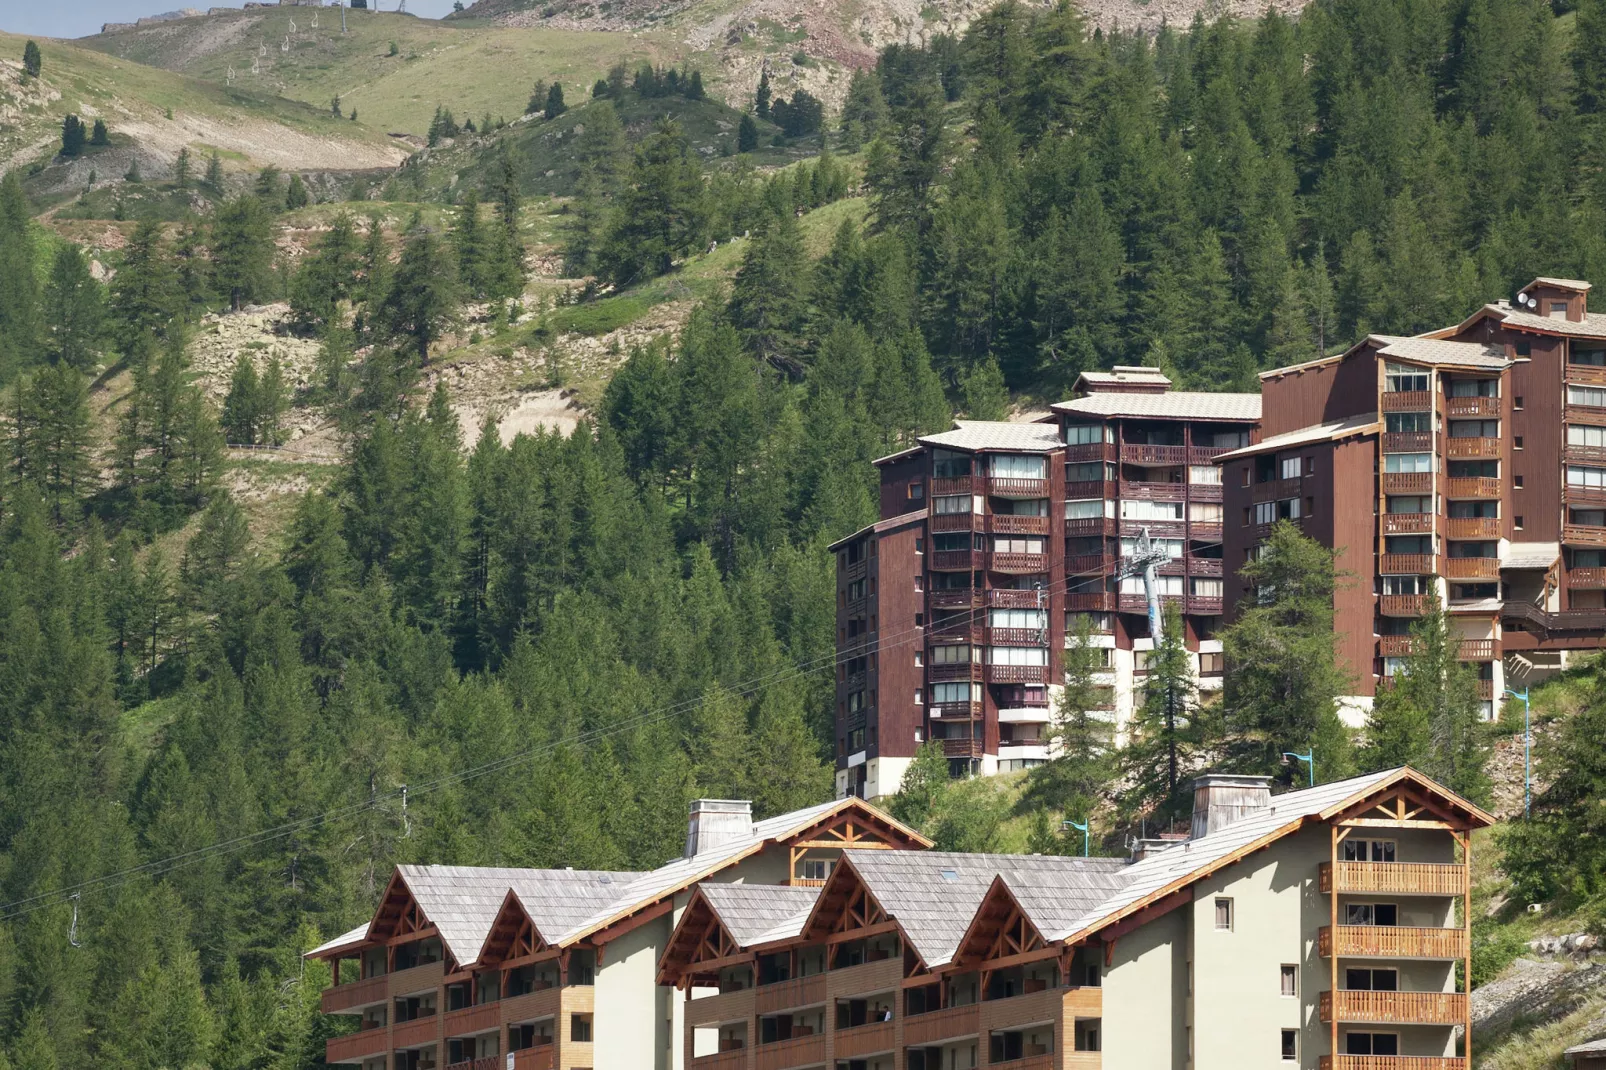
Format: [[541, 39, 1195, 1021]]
[[1338, 818, 1457, 830]]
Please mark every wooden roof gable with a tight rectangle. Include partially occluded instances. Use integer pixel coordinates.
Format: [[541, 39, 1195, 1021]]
[[798, 855, 893, 945], [949, 876, 1054, 971], [656, 887, 749, 987], [476, 890, 554, 969], [367, 869, 439, 948], [782, 803, 932, 853], [1321, 767, 1495, 831]]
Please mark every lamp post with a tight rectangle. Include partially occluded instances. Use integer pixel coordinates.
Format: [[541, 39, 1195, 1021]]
[[1061, 819, 1090, 857], [1504, 687, 1532, 818], [1283, 750, 1315, 788]]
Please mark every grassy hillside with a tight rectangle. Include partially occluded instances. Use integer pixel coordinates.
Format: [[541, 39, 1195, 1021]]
[[79, 9, 678, 136]]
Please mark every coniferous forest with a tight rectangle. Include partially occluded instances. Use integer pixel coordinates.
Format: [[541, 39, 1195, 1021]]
[[1, 0, 1605, 1062]]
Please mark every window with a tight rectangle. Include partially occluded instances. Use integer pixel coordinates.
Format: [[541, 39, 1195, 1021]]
[[1451, 460, 1499, 478], [1382, 576, 1426, 595], [1065, 423, 1111, 445], [914, 688, 923, 705], [930, 645, 975, 665], [1385, 535, 1433, 554], [933, 494, 976, 514], [996, 497, 1049, 517], [908, 481, 925, 501], [1280, 965, 1297, 998], [1515, 436, 1523, 450], [1120, 537, 1183, 559], [1575, 550, 1606, 568], [800, 859, 832, 881], [1516, 515, 1524, 529], [1342, 839, 1396, 862], [1346, 1033, 1400, 1056], [1385, 412, 1432, 434], [1280, 457, 1302, 479], [1121, 499, 1184, 522], [1449, 378, 1498, 397], [1450, 419, 1499, 438], [1387, 495, 1432, 514], [1385, 453, 1433, 473], [931, 682, 982, 704], [1190, 502, 1224, 523], [1191, 578, 1223, 598], [989, 646, 1048, 666], [1570, 424, 1606, 448], [1576, 348, 1606, 366], [1570, 465, 1606, 488], [1346, 903, 1399, 927], [1570, 385, 1606, 408], [1552, 300, 1570, 319], [1214, 898, 1233, 931], [1281, 1029, 1297, 1061], [1121, 575, 1183, 595], [989, 454, 1047, 479], [990, 609, 1046, 629], [1515, 342, 1531, 357], [1189, 465, 1222, 484], [1204, 430, 1250, 448], [1068, 612, 1114, 634], [1344, 968, 1398, 992], [932, 450, 973, 478], [1198, 651, 1225, 674], [1066, 461, 1117, 483], [1449, 500, 1497, 518], [1385, 363, 1429, 393], [1066, 498, 1114, 520], [1253, 501, 1276, 525], [993, 536, 1046, 554], [1571, 508, 1606, 526], [570, 1014, 593, 1043], [1448, 541, 1497, 560]]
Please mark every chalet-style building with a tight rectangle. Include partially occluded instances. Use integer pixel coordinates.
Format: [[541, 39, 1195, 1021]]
[[831, 371, 1258, 800], [660, 768, 1493, 1070], [307, 797, 929, 1070], [1222, 277, 1606, 721]]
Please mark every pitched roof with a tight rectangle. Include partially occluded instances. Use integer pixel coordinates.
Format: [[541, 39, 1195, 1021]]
[[998, 859, 1133, 938], [1566, 1037, 1606, 1055], [827, 510, 926, 552], [1495, 308, 1606, 339], [1051, 391, 1261, 423], [697, 883, 820, 946], [1530, 276, 1592, 291], [918, 421, 1064, 454], [1215, 414, 1378, 463], [1370, 335, 1511, 369], [1075, 366, 1172, 389], [307, 922, 371, 957], [1504, 542, 1559, 570]]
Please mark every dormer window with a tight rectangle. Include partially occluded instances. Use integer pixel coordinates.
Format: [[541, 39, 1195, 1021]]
[[1551, 301, 1570, 320]]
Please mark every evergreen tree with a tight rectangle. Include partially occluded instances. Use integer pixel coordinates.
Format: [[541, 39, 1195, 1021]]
[[23, 39, 41, 78], [331, 94, 343, 117], [90, 118, 110, 146], [565, 103, 626, 273], [204, 150, 224, 191], [379, 217, 462, 361], [221, 356, 261, 445], [0, 172, 41, 380], [10, 363, 94, 527], [755, 68, 771, 119], [172, 146, 191, 191], [60, 115, 86, 157], [42, 242, 105, 372], [596, 119, 709, 285], [688, 69, 705, 100], [1120, 604, 1205, 822], [259, 356, 288, 447], [839, 67, 889, 150], [727, 212, 809, 372], [544, 82, 567, 119], [109, 218, 179, 359], [452, 188, 487, 297], [114, 330, 224, 527], [210, 195, 274, 311], [288, 209, 362, 328], [737, 112, 759, 154], [889, 739, 952, 829], [1023, 614, 1113, 819], [527, 81, 548, 115], [284, 173, 309, 210]]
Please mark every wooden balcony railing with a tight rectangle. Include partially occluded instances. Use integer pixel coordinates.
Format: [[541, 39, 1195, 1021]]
[[1447, 395, 1500, 417], [1320, 862, 1467, 896], [511, 1047, 555, 1070], [1323, 1053, 1464, 1060], [1445, 477, 1501, 499], [1567, 362, 1606, 386], [942, 738, 984, 759], [1384, 513, 1434, 535], [931, 512, 981, 533], [1567, 483, 1606, 507], [1479, 680, 1495, 700], [1447, 437, 1502, 459], [322, 974, 389, 1014], [1383, 472, 1433, 494], [1445, 516, 1499, 539], [1318, 925, 1469, 960], [1189, 445, 1234, 464], [1064, 442, 1116, 463], [1065, 554, 1113, 575], [846, 559, 867, 582], [903, 1004, 981, 1046], [989, 627, 1046, 646], [833, 1019, 895, 1059], [1186, 596, 1224, 614], [755, 973, 826, 1015], [1065, 593, 1116, 612], [1119, 480, 1187, 501], [1570, 567, 1606, 588], [988, 477, 1049, 499], [989, 515, 1051, 535], [932, 476, 979, 496], [931, 551, 976, 571], [1118, 519, 1184, 540], [1378, 636, 1416, 657], [1379, 554, 1436, 576], [754, 1033, 826, 1070], [990, 1054, 1058, 1070], [1188, 521, 1224, 540], [1320, 990, 1467, 1025], [1188, 482, 1224, 502], [990, 589, 1041, 608], [393, 1014, 439, 1048], [691, 1049, 748, 1070], [1457, 639, 1496, 660], [1382, 390, 1433, 412], [1251, 477, 1303, 503], [1567, 442, 1606, 465], [987, 665, 1048, 685], [1187, 556, 1224, 577], [928, 664, 982, 684], [929, 589, 983, 609], [1383, 432, 1432, 453], [990, 552, 1049, 574], [1564, 524, 1606, 546], [326, 1026, 389, 1064], [928, 700, 981, 720], [1379, 595, 1430, 617], [1064, 480, 1118, 503], [1120, 444, 1186, 466], [447, 1057, 509, 1070], [928, 624, 983, 644], [444, 1001, 502, 1037], [1064, 516, 1117, 538], [1444, 557, 1499, 580]]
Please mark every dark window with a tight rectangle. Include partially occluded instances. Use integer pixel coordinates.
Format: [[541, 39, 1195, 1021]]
[[1281, 1029, 1297, 1060], [570, 1014, 592, 1042]]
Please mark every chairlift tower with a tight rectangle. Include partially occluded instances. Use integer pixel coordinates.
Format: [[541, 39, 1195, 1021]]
[[1113, 528, 1171, 642]]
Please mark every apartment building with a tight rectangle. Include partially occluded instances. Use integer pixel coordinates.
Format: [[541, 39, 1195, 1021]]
[[662, 767, 1492, 1070], [1222, 277, 1606, 720], [831, 371, 1258, 800], [308, 797, 929, 1070]]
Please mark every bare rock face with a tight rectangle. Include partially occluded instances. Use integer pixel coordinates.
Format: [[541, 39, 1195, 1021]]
[[1472, 958, 1606, 1037]]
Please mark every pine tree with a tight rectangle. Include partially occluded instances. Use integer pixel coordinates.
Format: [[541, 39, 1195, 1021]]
[[23, 39, 41, 78], [331, 94, 342, 117], [1120, 604, 1205, 822], [687, 69, 705, 100], [42, 242, 104, 372], [596, 119, 709, 285], [90, 118, 110, 146], [755, 68, 771, 119], [222, 356, 261, 445], [544, 82, 567, 120], [173, 146, 191, 190], [737, 112, 759, 154], [452, 188, 487, 297], [1024, 615, 1113, 818], [204, 150, 224, 191], [379, 216, 462, 361], [526, 81, 548, 115], [727, 212, 809, 372], [259, 355, 288, 447], [211, 194, 274, 311], [109, 217, 180, 359], [60, 114, 86, 157], [10, 363, 94, 527], [958, 357, 1008, 419], [839, 67, 888, 150], [0, 171, 41, 381], [284, 172, 309, 210]]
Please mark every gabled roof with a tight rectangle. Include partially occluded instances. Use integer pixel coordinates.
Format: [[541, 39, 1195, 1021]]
[[1504, 542, 1560, 570], [919, 421, 1064, 454], [698, 883, 820, 946], [1530, 276, 1592, 292], [307, 922, 372, 958], [827, 510, 926, 552], [1075, 366, 1172, 390], [1052, 391, 1261, 423], [1215, 414, 1377, 463], [1496, 308, 1606, 339], [1370, 334, 1510, 370]]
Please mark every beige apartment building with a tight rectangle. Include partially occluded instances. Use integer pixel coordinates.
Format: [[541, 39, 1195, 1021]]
[[659, 768, 1492, 1070]]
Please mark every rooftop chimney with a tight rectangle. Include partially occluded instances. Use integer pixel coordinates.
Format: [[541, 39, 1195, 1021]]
[[1190, 774, 1272, 839], [684, 799, 754, 858]]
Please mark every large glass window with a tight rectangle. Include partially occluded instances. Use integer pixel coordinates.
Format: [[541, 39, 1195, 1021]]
[[989, 454, 1047, 479], [1121, 575, 1183, 595], [1385, 412, 1431, 433], [1570, 385, 1606, 408], [1190, 502, 1224, 523], [1381, 577, 1427, 595], [1065, 499, 1114, 520], [993, 537, 1046, 554], [1385, 536, 1432, 554], [930, 645, 975, 665], [1121, 500, 1184, 521], [931, 682, 981, 704], [1448, 541, 1497, 559], [989, 646, 1048, 666], [1191, 578, 1223, 597], [1201, 430, 1250, 448], [1569, 466, 1606, 488], [1189, 465, 1223, 484], [1066, 462, 1115, 483], [932, 450, 973, 478], [1064, 423, 1111, 445], [1450, 420, 1499, 438], [1121, 537, 1183, 559], [1449, 460, 1498, 478], [1385, 363, 1429, 392], [1448, 378, 1498, 396], [933, 494, 977, 514], [995, 498, 1048, 517], [1572, 509, 1606, 526], [1387, 496, 1432, 514], [1573, 348, 1606, 366], [1384, 453, 1433, 473], [1570, 425, 1606, 448], [990, 609, 1045, 629]]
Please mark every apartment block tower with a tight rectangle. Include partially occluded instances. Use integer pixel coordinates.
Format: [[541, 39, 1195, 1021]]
[[831, 371, 1260, 800], [1222, 276, 1606, 720]]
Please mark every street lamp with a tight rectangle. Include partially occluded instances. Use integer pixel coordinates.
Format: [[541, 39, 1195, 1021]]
[[1504, 687, 1532, 818], [1061, 818, 1090, 857], [1283, 750, 1315, 788]]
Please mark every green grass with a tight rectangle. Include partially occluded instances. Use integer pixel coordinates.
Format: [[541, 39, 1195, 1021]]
[[547, 292, 654, 335]]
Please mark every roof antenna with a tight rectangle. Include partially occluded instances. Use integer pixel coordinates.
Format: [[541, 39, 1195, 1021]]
[[68, 893, 81, 948]]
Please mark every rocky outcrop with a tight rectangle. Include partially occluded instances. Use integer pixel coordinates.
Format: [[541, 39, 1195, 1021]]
[[1473, 958, 1606, 1036]]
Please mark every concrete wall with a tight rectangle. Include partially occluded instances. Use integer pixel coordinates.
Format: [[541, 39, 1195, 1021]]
[[594, 917, 664, 1070], [1103, 908, 1188, 1067]]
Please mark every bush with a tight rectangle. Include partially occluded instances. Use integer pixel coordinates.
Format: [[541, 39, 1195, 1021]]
[[546, 293, 652, 336], [1471, 917, 1532, 988]]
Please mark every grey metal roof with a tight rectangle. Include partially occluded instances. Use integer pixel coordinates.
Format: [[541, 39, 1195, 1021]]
[[698, 883, 820, 946], [1497, 309, 1606, 339], [398, 864, 636, 963], [1371, 335, 1511, 369], [919, 421, 1064, 454], [1215, 414, 1378, 463], [1052, 391, 1261, 423]]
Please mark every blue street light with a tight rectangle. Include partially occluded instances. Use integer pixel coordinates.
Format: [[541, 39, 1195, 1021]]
[[1283, 750, 1315, 787], [1504, 687, 1532, 818], [1062, 819, 1090, 857]]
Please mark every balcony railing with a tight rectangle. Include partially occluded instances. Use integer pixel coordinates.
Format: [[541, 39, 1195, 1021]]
[[928, 700, 981, 719], [1320, 862, 1467, 896], [1567, 484, 1606, 507], [1479, 680, 1495, 700], [754, 973, 826, 1015], [754, 1033, 826, 1070], [1380, 595, 1430, 617], [1567, 362, 1606, 386], [444, 1001, 502, 1037], [1321, 1060, 1463, 1070], [1445, 477, 1501, 499], [1188, 482, 1224, 502], [1189, 445, 1234, 464], [1251, 476, 1303, 503], [989, 477, 1049, 499], [1445, 516, 1498, 539], [990, 589, 1041, 609], [1318, 925, 1469, 960], [326, 1026, 388, 1064], [1379, 554, 1436, 576], [991, 552, 1049, 574], [942, 738, 984, 759], [322, 974, 389, 1014], [1383, 513, 1434, 535], [1065, 554, 1113, 576], [929, 624, 983, 644], [1319, 990, 1467, 1025], [989, 515, 1051, 535], [903, 1003, 980, 1046], [1382, 472, 1433, 494], [447, 1058, 511, 1070], [930, 589, 983, 609], [989, 627, 1047, 646], [1446, 437, 1501, 459], [510, 1047, 555, 1070], [690, 1051, 747, 1070], [1444, 557, 1499, 581], [1064, 516, 1117, 538], [931, 551, 976, 571], [932, 476, 979, 496], [1381, 390, 1433, 412], [1378, 636, 1415, 657], [1064, 442, 1116, 464], [1383, 432, 1432, 453], [987, 665, 1048, 685], [1119, 480, 1187, 501], [1121, 444, 1186, 466], [833, 1019, 894, 1059], [1567, 442, 1606, 465], [1064, 480, 1117, 503], [931, 512, 981, 533], [1187, 556, 1224, 577], [1447, 396, 1500, 417], [1564, 524, 1606, 546], [1570, 567, 1606, 588], [393, 1014, 439, 1048], [1186, 595, 1224, 614], [1457, 639, 1496, 660], [928, 664, 983, 683], [1065, 592, 1116, 612]]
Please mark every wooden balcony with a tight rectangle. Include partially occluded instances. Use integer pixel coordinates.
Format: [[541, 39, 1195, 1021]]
[[1445, 516, 1498, 539], [754, 1033, 824, 1070], [390, 960, 445, 997], [1064, 480, 1117, 503], [1189, 445, 1234, 464], [1062, 1055, 1103, 1070], [1457, 639, 1495, 660], [943, 738, 984, 759], [1065, 593, 1116, 612], [989, 477, 1049, 499], [1379, 595, 1430, 617], [928, 699, 981, 719], [326, 1026, 388, 1065], [444, 1001, 502, 1037], [691, 1051, 747, 1070], [1188, 521, 1224, 541], [932, 476, 979, 496], [929, 623, 983, 644], [928, 663, 982, 683], [987, 665, 1048, 685], [1064, 442, 1116, 464], [1187, 482, 1224, 502], [990, 627, 1046, 646], [931, 511, 981, 533], [1186, 596, 1224, 615], [989, 589, 1041, 608], [1320, 990, 1467, 1025], [685, 987, 756, 1028], [510, 1049, 555, 1070], [1383, 513, 1434, 535], [1118, 519, 1184, 540], [930, 589, 983, 610], [393, 1014, 439, 1048], [1119, 480, 1187, 501], [833, 1019, 894, 1059], [1383, 432, 1432, 453], [1567, 362, 1606, 386], [1382, 390, 1433, 412], [1187, 556, 1224, 577], [1444, 557, 1499, 581], [1121, 444, 1186, 466], [1378, 635, 1416, 657], [931, 551, 976, 571], [1320, 862, 1467, 896], [1379, 554, 1436, 576], [990, 1054, 1058, 1070], [322, 974, 389, 1014], [990, 552, 1049, 574], [1383, 472, 1433, 495], [447, 1058, 508, 1070], [499, 987, 559, 1025], [1564, 524, 1606, 546], [903, 1003, 980, 1046], [990, 515, 1051, 535], [1567, 442, 1606, 465], [1251, 476, 1303, 503], [1445, 477, 1500, 499], [1567, 484, 1606, 507], [755, 973, 826, 1015], [1479, 680, 1495, 700], [1570, 567, 1606, 588], [1321, 1058, 1464, 1070], [1447, 437, 1502, 459], [1447, 395, 1500, 417], [846, 559, 867, 583], [1318, 925, 1469, 960], [1064, 516, 1117, 538], [1065, 554, 1113, 576]]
